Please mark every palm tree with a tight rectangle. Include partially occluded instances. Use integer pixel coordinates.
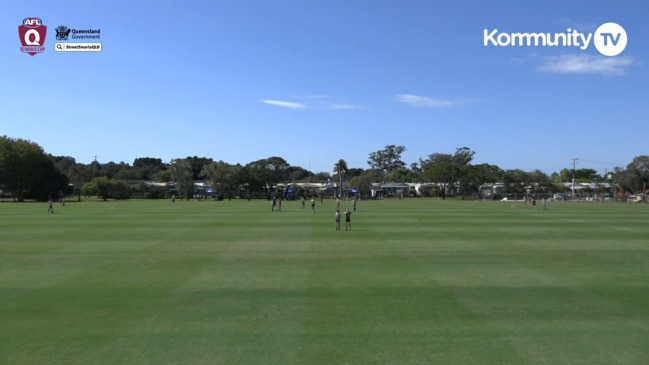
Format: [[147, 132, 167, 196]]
[[334, 159, 348, 197]]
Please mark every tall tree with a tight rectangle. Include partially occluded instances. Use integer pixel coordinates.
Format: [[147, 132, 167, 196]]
[[452, 147, 476, 166], [367, 145, 407, 177], [502, 169, 532, 194], [67, 163, 93, 201], [133, 157, 165, 180], [202, 160, 243, 199], [528, 169, 553, 193], [0, 136, 69, 201], [420, 147, 475, 198], [100, 161, 126, 179], [344, 167, 364, 179], [349, 169, 383, 197], [53, 156, 77, 175], [185, 156, 213, 180], [560, 168, 600, 183], [386, 168, 418, 183], [81, 176, 131, 201], [246, 157, 290, 198], [420, 156, 454, 199], [169, 158, 194, 199], [617, 155, 649, 192], [456, 163, 503, 196], [287, 166, 311, 182], [312, 171, 332, 183]]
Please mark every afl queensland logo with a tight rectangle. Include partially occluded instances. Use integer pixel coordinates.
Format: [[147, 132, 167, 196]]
[[19, 17, 47, 56]]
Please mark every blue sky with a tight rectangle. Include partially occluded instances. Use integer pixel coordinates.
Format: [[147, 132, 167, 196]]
[[2, 0, 647, 176]]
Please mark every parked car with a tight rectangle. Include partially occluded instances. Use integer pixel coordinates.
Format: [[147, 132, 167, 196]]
[[627, 195, 643, 203]]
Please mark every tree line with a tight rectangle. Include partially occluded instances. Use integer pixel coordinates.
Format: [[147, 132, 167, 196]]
[[1, 136, 648, 201]]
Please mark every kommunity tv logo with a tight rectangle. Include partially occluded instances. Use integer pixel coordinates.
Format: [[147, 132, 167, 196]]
[[483, 22, 627, 56]]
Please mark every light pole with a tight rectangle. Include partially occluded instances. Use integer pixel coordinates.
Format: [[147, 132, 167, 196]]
[[340, 169, 345, 198], [571, 157, 578, 200]]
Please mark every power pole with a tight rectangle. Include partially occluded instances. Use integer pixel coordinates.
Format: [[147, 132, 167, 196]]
[[571, 157, 578, 200]]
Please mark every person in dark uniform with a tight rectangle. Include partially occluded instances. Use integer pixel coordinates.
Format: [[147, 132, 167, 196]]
[[345, 208, 351, 231], [335, 210, 341, 231]]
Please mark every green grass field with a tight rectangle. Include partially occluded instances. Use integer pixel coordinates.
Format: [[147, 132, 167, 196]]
[[1, 198, 648, 364]]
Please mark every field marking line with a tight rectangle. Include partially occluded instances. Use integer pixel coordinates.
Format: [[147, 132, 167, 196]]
[[558, 218, 631, 231], [504, 202, 632, 231]]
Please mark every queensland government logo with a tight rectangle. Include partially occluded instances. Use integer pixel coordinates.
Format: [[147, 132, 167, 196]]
[[19, 17, 47, 56], [56, 25, 101, 40], [53, 24, 101, 53], [56, 25, 71, 40]]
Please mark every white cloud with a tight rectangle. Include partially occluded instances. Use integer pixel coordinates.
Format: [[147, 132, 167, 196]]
[[262, 96, 363, 110], [261, 99, 307, 108], [396, 94, 457, 107], [536, 54, 633, 75], [324, 103, 362, 110]]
